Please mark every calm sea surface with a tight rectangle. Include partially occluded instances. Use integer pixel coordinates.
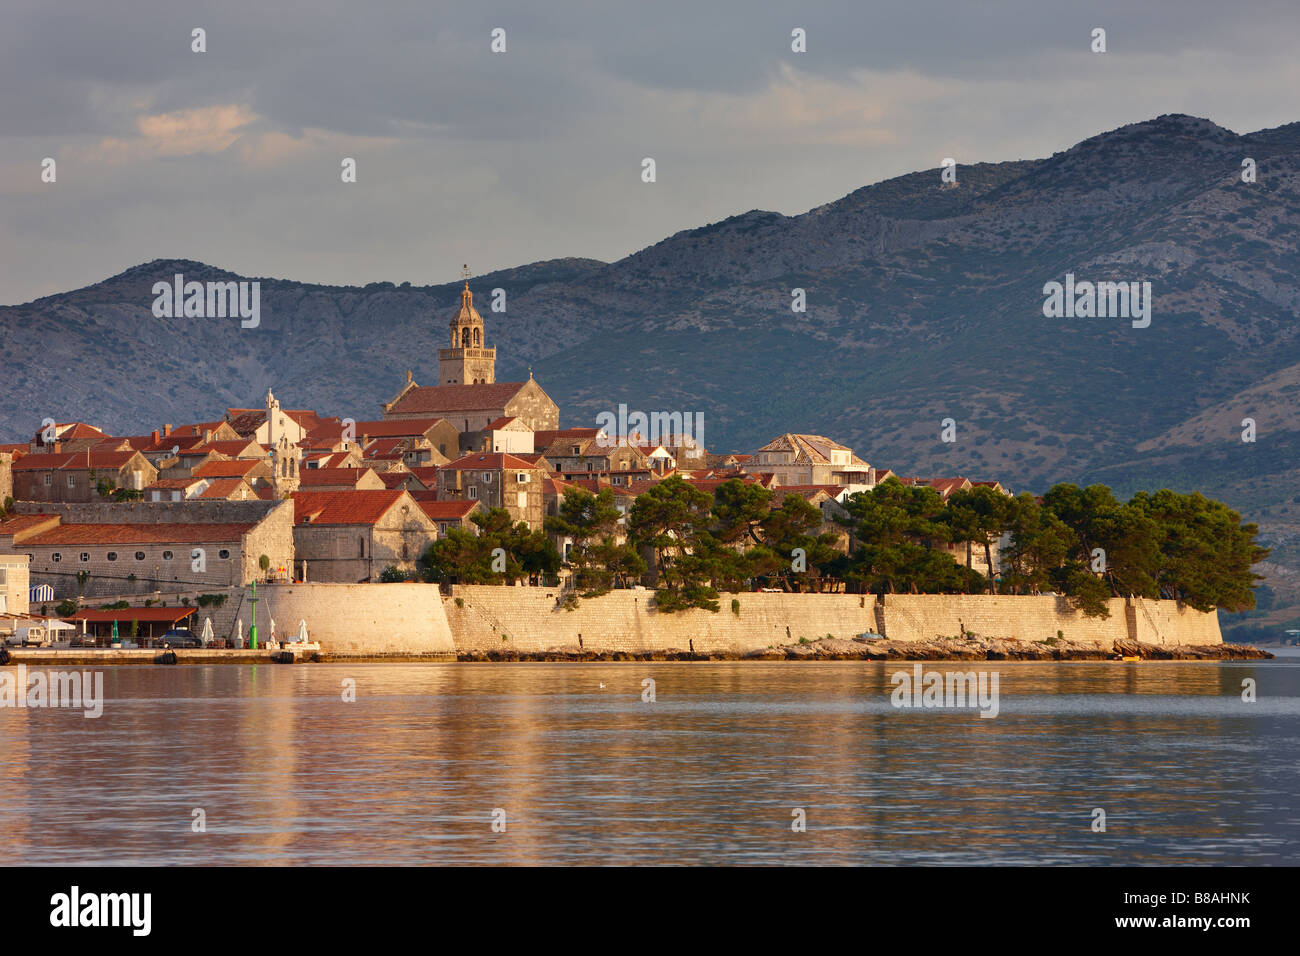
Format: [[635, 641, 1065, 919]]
[[3, 655, 1297, 865]]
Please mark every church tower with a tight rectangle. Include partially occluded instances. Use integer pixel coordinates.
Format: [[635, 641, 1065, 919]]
[[271, 432, 301, 499], [437, 266, 496, 386]]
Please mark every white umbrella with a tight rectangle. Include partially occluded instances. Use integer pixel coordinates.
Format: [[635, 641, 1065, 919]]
[[269, 616, 276, 642], [44, 620, 76, 632], [296, 619, 309, 644], [235, 617, 243, 648], [200, 618, 214, 647]]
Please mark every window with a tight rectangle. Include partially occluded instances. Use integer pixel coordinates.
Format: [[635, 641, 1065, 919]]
[[135, 551, 145, 561], [67, 474, 75, 487], [516, 473, 529, 483], [44, 473, 52, 486], [468, 487, 478, 499], [218, 549, 230, 559], [51, 552, 61, 563], [572, 446, 580, 455], [516, 492, 528, 509], [482, 472, 492, 482], [162, 550, 174, 560], [79, 553, 89, 562], [107, 552, 117, 561]]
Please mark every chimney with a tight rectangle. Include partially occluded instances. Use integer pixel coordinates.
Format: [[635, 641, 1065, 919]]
[[163, 424, 173, 437], [203, 429, 212, 444], [151, 430, 160, 445]]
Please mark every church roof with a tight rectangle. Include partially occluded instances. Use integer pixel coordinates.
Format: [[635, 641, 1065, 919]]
[[386, 382, 531, 415]]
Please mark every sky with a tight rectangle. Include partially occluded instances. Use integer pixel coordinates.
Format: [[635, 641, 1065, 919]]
[[3, 0, 1300, 305]]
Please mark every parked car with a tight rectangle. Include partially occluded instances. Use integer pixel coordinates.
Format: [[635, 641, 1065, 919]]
[[159, 628, 201, 648]]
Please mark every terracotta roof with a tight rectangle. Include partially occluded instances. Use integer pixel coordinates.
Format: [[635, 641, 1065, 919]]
[[407, 466, 441, 485], [387, 382, 530, 415], [298, 467, 378, 487], [417, 499, 479, 520], [0, 443, 28, 457], [441, 451, 543, 472], [192, 440, 265, 458], [168, 422, 229, 438], [31, 423, 107, 444], [362, 437, 406, 458], [532, 428, 601, 449], [290, 489, 414, 526], [142, 434, 207, 454], [484, 416, 524, 431], [12, 450, 143, 471], [65, 607, 197, 624], [194, 460, 265, 479], [23, 522, 256, 545], [379, 471, 425, 490], [145, 478, 204, 490], [196, 478, 253, 498], [0, 514, 60, 535]]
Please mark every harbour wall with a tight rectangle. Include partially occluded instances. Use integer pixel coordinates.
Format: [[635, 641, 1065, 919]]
[[257, 583, 456, 656], [442, 587, 1222, 655]]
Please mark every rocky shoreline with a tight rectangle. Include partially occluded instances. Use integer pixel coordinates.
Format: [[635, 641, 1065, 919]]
[[455, 636, 1273, 662]]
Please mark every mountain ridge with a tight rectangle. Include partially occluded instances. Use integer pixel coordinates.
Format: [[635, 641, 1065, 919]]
[[2, 112, 1298, 639]]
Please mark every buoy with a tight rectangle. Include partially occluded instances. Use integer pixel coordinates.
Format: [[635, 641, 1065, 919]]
[[158, 650, 178, 665]]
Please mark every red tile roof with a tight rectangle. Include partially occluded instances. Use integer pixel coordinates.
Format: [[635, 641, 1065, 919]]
[[145, 478, 204, 490], [441, 452, 544, 472], [12, 450, 143, 471], [304, 418, 452, 444], [378, 471, 425, 489], [387, 382, 530, 415], [65, 607, 197, 624], [194, 460, 266, 479], [196, 478, 253, 498], [23, 522, 257, 545], [0, 514, 60, 536], [417, 499, 479, 520], [533, 427, 602, 449], [362, 437, 406, 458], [298, 467, 378, 487], [192, 440, 265, 458], [290, 490, 414, 526]]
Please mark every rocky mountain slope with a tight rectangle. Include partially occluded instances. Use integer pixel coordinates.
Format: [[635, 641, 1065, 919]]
[[2, 113, 1297, 639]]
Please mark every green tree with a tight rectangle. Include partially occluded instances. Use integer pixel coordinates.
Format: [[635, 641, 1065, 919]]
[[945, 485, 1015, 593]]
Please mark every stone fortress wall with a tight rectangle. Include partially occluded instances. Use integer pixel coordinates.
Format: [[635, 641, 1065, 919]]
[[441, 587, 1222, 655]]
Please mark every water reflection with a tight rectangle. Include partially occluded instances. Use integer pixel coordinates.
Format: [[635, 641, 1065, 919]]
[[1, 661, 1295, 865]]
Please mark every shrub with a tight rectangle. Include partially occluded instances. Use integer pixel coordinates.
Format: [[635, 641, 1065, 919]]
[[731, 598, 740, 616]]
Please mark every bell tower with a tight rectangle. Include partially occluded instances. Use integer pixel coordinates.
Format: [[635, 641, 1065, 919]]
[[437, 264, 496, 386]]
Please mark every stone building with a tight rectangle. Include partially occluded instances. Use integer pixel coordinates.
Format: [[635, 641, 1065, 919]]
[[12, 450, 157, 502], [746, 433, 874, 490], [435, 452, 549, 529], [0, 554, 29, 616], [0, 499, 294, 600], [291, 489, 438, 582]]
